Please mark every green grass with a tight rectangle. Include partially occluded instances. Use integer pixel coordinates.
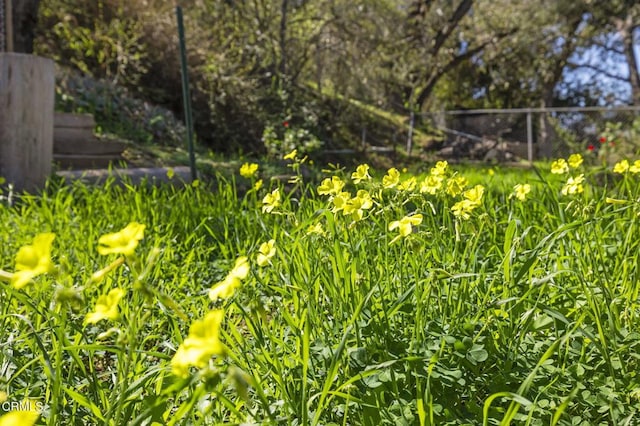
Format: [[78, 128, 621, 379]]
[[1, 157, 640, 425]]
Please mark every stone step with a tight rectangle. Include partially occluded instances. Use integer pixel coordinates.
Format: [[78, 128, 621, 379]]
[[56, 166, 193, 186], [54, 112, 95, 129], [54, 136, 128, 155], [53, 154, 127, 170]]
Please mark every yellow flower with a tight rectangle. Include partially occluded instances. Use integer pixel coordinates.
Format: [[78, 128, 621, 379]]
[[256, 239, 276, 267], [331, 191, 351, 213], [451, 199, 477, 220], [191, 179, 201, 188], [388, 214, 423, 243], [171, 310, 225, 378], [551, 159, 569, 174], [567, 154, 583, 168], [85, 288, 125, 325], [446, 176, 468, 197], [317, 176, 345, 196], [166, 168, 175, 179], [630, 160, 640, 174], [209, 256, 249, 300], [262, 188, 281, 213], [431, 161, 448, 176], [240, 163, 259, 178], [11, 233, 56, 290], [511, 184, 531, 201], [420, 175, 443, 195], [253, 179, 263, 191], [343, 190, 373, 221], [97, 222, 145, 257], [283, 149, 297, 160], [463, 184, 484, 205], [306, 223, 325, 236], [0, 410, 39, 426], [613, 159, 629, 174], [398, 177, 417, 192], [351, 164, 372, 184], [382, 168, 400, 188], [561, 174, 585, 196]]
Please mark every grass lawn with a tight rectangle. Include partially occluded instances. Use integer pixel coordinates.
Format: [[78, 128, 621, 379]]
[[1, 155, 640, 425]]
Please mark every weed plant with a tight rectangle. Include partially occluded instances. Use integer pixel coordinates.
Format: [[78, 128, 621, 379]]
[[1, 155, 640, 425]]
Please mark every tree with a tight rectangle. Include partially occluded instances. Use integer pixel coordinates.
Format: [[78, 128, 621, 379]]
[[566, 1, 640, 105], [397, 0, 517, 112], [11, 0, 41, 53]]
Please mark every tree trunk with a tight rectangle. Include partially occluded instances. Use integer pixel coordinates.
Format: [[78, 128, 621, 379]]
[[279, 0, 288, 80], [11, 0, 40, 53], [616, 16, 640, 105]]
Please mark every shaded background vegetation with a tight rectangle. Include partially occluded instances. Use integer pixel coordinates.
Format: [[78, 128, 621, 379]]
[[30, 0, 640, 155]]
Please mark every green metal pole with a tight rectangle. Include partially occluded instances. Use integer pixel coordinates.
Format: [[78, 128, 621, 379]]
[[176, 5, 197, 181]]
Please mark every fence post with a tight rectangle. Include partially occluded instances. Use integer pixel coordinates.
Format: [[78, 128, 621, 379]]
[[176, 5, 197, 181], [0, 53, 54, 191], [526, 111, 533, 163], [406, 109, 415, 156]]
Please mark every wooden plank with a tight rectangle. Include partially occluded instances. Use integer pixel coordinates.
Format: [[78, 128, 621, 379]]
[[0, 53, 54, 191], [54, 112, 95, 129]]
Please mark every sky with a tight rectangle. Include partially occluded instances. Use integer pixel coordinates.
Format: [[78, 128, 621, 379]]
[[560, 27, 640, 106]]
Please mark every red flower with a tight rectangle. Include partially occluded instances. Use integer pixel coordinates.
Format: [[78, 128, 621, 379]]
[[599, 136, 606, 143], [587, 144, 595, 151], [283, 121, 289, 128]]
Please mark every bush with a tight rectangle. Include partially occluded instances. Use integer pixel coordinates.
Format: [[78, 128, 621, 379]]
[[55, 67, 187, 146]]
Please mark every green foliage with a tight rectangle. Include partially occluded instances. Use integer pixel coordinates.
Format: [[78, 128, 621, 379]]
[[599, 116, 640, 162], [54, 68, 187, 146], [262, 123, 323, 159], [2, 157, 640, 424], [37, 0, 147, 87]]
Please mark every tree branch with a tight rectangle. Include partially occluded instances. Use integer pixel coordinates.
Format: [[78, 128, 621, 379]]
[[430, 0, 473, 56], [415, 27, 517, 108], [566, 62, 629, 82]]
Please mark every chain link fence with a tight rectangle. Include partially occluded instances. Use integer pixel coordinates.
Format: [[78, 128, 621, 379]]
[[422, 106, 640, 162]]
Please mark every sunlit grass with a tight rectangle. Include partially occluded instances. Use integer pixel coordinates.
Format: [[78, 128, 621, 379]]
[[1, 156, 640, 425]]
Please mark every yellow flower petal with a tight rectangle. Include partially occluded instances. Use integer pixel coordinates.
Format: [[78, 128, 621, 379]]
[[97, 223, 145, 257], [209, 257, 250, 300], [262, 188, 281, 213], [240, 163, 259, 178], [551, 159, 569, 174], [283, 149, 297, 160], [85, 288, 125, 325], [351, 164, 371, 184], [256, 240, 276, 267], [613, 159, 630, 174], [11, 233, 55, 289], [382, 168, 400, 189], [171, 310, 225, 377], [567, 154, 583, 168], [0, 410, 39, 426]]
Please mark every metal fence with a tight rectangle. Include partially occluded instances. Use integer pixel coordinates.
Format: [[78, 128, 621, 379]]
[[422, 106, 640, 162]]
